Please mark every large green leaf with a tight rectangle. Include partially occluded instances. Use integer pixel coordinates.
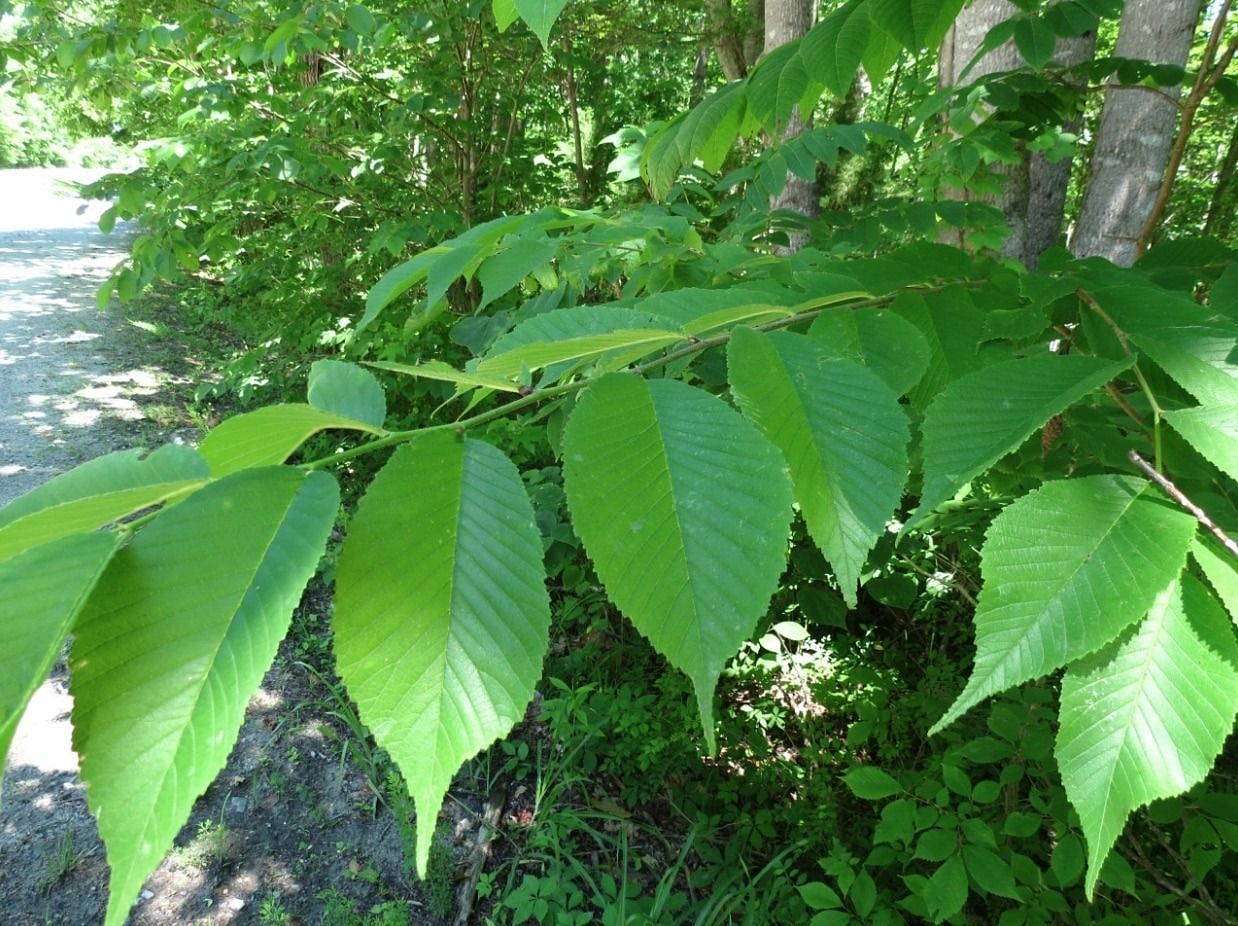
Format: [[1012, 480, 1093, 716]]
[[1057, 575, 1238, 897], [492, 0, 519, 31], [747, 42, 809, 137], [333, 433, 549, 875], [477, 307, 685, 382], [868, 0, 966, 52], [476, 233, 558, 310], [308, 360, 386, 428], [0, 532, 119, 784], [514, 0, 569, 50], [891, 289, 986, 410], [674, 80, 746, 173], [637, 287, 795, 336], [910, 355, 1133, 527], [932, 476, 1197, 733], [1163, 404, 1238, 482], [1193, 537, 1238, 625], [199, 404, 385, 477], [365, 360, 523, 394], [562, 374, 794, 748], [800, 0, 871, 98], [808, 305, 931, 396], [71, 467, 339, 926], [1090, 285, 1238, 405], [0, 445, 209, 563], [729, 328, 909, 606]]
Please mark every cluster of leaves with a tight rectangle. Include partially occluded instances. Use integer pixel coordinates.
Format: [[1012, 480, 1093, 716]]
[[1, 1, 1236, 924]]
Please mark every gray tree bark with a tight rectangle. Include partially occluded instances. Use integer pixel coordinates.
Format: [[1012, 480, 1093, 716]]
[[938, 0, 1095, 268], [1070, 0, 1203, 265], [764, 0, 817, 251]]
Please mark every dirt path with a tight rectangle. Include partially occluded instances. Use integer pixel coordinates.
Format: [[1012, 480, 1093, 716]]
[[0, 170, 449, 926]]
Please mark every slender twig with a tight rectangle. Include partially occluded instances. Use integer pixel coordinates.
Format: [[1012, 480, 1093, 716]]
[[1104, 381, 1145, 425], [1129, 451, 1238, 559], [299, 286, 957, 472], [1077, 289, 1164, 466]]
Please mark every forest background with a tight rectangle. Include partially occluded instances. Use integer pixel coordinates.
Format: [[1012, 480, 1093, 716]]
[[0, 0, 1236, 924]]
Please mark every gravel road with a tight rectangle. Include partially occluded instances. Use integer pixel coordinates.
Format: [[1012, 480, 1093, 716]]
[[0, 166, 145, 506]]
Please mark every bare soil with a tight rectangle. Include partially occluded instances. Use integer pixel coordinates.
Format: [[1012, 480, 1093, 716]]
[[0, 169, 481, 926]]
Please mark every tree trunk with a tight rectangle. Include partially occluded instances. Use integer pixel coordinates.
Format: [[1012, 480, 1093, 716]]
[[938, 0, 1094, 268], [706, 0, 764, 80], [1070, 0, 1203, 266], [764, 0, 817, 252]]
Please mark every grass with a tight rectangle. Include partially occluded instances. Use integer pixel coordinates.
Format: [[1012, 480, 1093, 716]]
[[172, 818, 229, 870], [36, 830, 93, 894]]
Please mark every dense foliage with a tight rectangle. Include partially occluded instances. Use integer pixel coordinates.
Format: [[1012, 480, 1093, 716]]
[[1, 0, 1235, 923]]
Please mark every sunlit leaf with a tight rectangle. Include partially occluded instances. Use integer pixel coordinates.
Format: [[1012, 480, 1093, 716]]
[[365, 360, 522, 394], [729, 328, 909, 606], [0, 532, 119, 788], [563, 375, 793, 749], [1164, 404, 1238, 482], [72, 468, 339, 926], [0, 446, 208, 563], [932, 475, 1197, 732], [333, 433, 549, 875], [199, 404, 385, 477], [308, 360, 387, 428], [514, 0, 569, 50], [1057, 575, 1238, 897]]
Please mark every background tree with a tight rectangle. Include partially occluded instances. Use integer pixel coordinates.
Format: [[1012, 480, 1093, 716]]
[[1070, 0, 1203, 264]]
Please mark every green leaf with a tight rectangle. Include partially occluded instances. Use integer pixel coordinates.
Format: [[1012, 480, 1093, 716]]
[[1056, 575, 1238, 898], [344, 4, 376, 34], [844, 765, 902, 799], [0, 446, 209, 563], [308, 360, 387, 428], [1014, 17, 1056, 68], [492, 0, 519, 31], [962, 845, 1020, 899], [729, 328, 909, 606], [199, 404, 385, 477], [675, 80, 746, 173], [0, 532, 119, 786], [365, 360, 523, 394], [1193, 538, 1238, 625], [71, 468, 339, 926], [1164, 405, 1238, 481], [861, 18, 903, 83], [1092, 285, 1238, 406], [799, 881, 844, 910], [910, 355, 1133, 526], [932, 475, 1197, 733], [923, 855, 969, 923], [916, 827, 959, 862], [514, 0, 569, 50], [801, 0, 871, 98], [333, 433, 549, 876], [563, 375, 793, 750], [638, 287, 795, 336], [477, 235, 558, 310], [1050, 833, 1085, 887], [808, 306, 932, 396], [868, 0, 966, 52], [891, 289, 987, 409], [478, 307, 685, 382], [747, 43, 808, 136]]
